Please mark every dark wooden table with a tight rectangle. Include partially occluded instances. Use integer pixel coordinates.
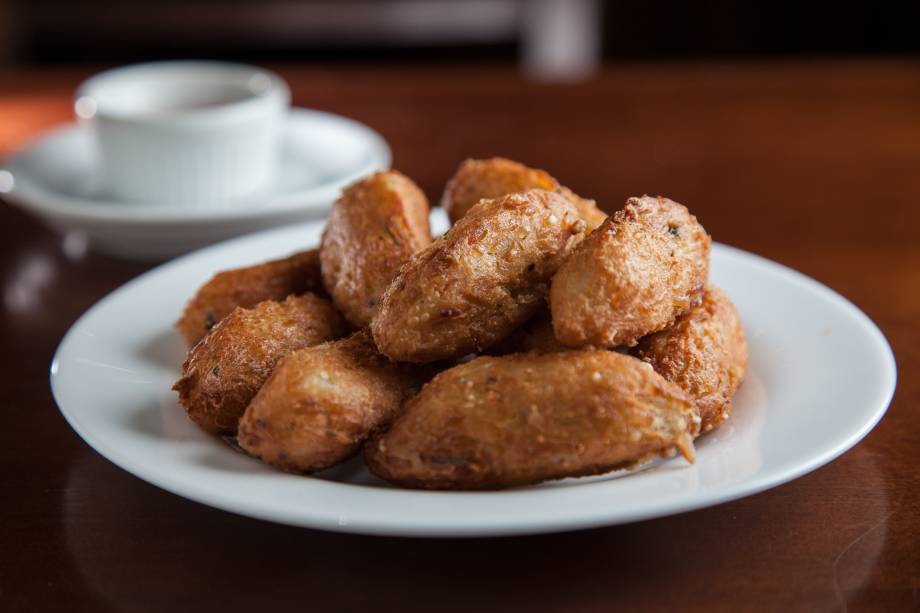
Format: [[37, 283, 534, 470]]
[[1, 60, 917, 612]]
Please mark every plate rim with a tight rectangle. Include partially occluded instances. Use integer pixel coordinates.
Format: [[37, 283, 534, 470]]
[[49, 226, 898, 537], [2, 108, 391, 225]]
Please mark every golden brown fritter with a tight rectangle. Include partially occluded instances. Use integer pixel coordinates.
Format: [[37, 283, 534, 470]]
[[365, 350, 699, 490], [176, 249, 323, 346], [557, 186, 608, 232], [371, 189, 587, 363], [320, 170, 431, 327], [441, 158, 606, 230], [173, 294, 348, 435], [634, 286, 747, 433], [441, 158, 556, 223], [550, 195, 711, 348], [487, 307, 568, 355], [238, 330, 427, 474]]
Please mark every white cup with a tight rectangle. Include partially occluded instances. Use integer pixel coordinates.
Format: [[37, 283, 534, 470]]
[[75, 61, 290, 207]]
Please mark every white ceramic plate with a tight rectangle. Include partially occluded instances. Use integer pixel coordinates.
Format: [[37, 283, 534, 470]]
[[50, 209, 896, 537], [2, 108, 390, 260]]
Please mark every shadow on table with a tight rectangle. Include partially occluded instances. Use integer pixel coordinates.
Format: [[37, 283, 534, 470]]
[[61, 444, 896, 613]]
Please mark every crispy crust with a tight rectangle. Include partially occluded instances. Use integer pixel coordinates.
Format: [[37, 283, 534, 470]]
[[371, 189, 587, 363], [365, 350, 700, 490], [550, 195, 711, 348], [557, 186, 608, 232], [634, 286, 748, 433], [486, 306, 568, 355], [172, 294, 348, 435], [441, 158, 606, 230], [238, 330, 428, 474], [320, 170, 431, 328], [176, 249, 323, 347]]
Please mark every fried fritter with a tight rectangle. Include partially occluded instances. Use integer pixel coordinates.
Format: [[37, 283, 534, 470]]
[[320, 170, 431, 327], [557, 186, 608, 232], [238, 330, 427, 474], [487, 307, 568, 355], [365, 350, 700, 490], [441, 157, 606, 230], [371, 189, 587, 363], [550, 195, 711, 348], [176, 249, 323, 346], [634, 286, 747, 433], [173, 294, 348, 435]]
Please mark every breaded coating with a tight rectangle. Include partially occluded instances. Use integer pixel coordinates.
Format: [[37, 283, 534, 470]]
[[634, 286, 747, 433], [371, 189, 587, 363], [441, 158, 606, 230], [320, 170, 431, 327], [173, 294, 348, 435], [550, 195, 711, 348], [365, 351, 700, 490], [441, 158, 555, 223], [487, 307, 568, 355], [176, 249, 323, 346], [238, 330, 426, 474], [557, 186, 608, 232]]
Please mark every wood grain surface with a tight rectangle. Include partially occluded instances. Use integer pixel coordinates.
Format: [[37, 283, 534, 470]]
[[0, 60, 917, 612]]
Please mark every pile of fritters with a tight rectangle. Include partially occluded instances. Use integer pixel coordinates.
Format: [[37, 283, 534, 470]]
[[173, 158, 748, 490]]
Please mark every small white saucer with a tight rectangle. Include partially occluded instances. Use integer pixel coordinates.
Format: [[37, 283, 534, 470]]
[[1, 108, 390, 260]]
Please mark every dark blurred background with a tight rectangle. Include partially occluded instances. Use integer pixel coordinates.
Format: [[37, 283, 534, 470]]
[[2, 0, 919, 78]]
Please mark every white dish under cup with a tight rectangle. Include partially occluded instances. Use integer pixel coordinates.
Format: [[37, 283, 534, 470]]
[[1, 109, 391, 259], [75, 61, 290, 206]]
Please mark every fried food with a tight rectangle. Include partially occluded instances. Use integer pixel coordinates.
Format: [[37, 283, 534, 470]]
[[441, 158, 555, 222], [550, 195, 711, 348], [238, 330, 427, 473], [371, 189, 586, 362], [441, 157, 607, 230], [634, 286, 747, 433], [487, 307, 567, 355], [176, 249, 323, 346], [365, 350, 700, 490], [557, 186, 608, 232], [320, 170, 431, 327], [173, 294, 348, 435]]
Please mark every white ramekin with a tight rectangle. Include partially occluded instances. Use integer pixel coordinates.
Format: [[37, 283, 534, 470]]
[[75, 61, 290, 206]]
